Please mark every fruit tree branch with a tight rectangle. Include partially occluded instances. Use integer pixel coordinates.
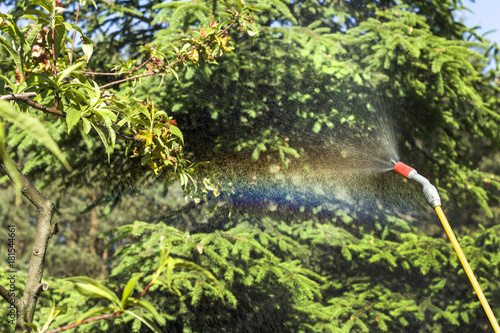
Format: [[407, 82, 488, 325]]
[[0, 162, 55, 331]]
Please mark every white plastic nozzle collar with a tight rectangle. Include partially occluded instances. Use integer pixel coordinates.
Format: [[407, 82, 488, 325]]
[[407, 170, 442, 208]]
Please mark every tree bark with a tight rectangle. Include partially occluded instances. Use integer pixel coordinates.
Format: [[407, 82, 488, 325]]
[[0, 162, 55, 332]]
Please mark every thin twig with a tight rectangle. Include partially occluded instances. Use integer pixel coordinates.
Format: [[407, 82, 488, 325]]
[[99, 73, 155, 89], [138, 279, 154, 299], [70, 1, 81, 65], [45, 312, 120, 333], [131, 57, 152, 73], [99, 57, 184, 89], [51, 27, 57, 79], [76, 71, 125, 76], [218, 19, 238, 37], [51, 19, 60, 109], [76, 57, 152, 76]]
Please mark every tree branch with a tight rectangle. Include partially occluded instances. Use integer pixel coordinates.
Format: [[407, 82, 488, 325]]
[[0, 162, 55, 331], [0, 93, 66, 117], [0, 284, 22, 309], [0, 93, 134, 141], [34, 282, 49, 297], [0, 92, 38, 101]]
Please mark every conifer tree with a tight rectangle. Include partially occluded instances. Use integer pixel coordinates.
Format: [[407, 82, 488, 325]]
[[1, 0, 500, 332]]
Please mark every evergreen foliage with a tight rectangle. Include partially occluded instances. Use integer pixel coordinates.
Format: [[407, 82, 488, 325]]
[[1, 0, 500, 332]]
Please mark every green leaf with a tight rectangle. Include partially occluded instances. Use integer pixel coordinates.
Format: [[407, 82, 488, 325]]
[[79, 0, 97, 8], [103, 116, 116, 152], [73, 283, 118, 303], [247, 29, 259, 37], [169, 125, 184, 145], [81, 117, 92, 134], [121, 274, 142, 307], [52, 22, 67, 59], [0, 15, 25, 48], [90, 121, 111, 162], [15, 9, 50, 23], [33, 0, 54, 15], [123, 310, 162, 333], [165, 257, 177, 290], [312, 121, 322, 133], [23, 323, 40, 333], [76, 306, 114, 323], [66, 108, 81, 133], [57, 62, 84, 84], [132, 300, 165, 324], [24, 23, 44, 53], [63, 21, 93, 60], [341, 246, 352, 260], [66, 276, 121, 306], [82, 40, 94, 61], [0, 37, 23, 77], [41, 297, 67, 332], [0, 74, 14, 90], [0, 101, 72, 171], [170, 68, 180, 81]]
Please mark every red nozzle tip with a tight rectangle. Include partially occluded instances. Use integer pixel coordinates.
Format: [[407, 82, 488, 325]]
[[394, 162, 414, 178]]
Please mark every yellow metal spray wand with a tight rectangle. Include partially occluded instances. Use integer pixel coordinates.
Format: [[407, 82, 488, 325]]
[[393, 161, 500, 333]]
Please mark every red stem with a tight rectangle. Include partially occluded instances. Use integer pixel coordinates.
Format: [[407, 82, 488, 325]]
[[51, 27, 57, 79], [218, 19, 238, 37], [70, 1, 81, 64], [45, 312, 120, 333], [77, 71, 126, 76], [138, 280, 154, 299], [132, 57, 153, 72], [51, 22, 60, 109]]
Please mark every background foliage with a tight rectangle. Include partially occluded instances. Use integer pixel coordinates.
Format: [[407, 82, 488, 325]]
[[1, 0, 500, 332]]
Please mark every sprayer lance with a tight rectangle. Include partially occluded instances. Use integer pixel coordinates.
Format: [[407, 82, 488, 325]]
[[392, 161, 500, 332], [393, 162, 441, 208]]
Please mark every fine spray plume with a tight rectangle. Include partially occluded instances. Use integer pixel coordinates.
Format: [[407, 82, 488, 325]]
[[391, 159, 500, 333]]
